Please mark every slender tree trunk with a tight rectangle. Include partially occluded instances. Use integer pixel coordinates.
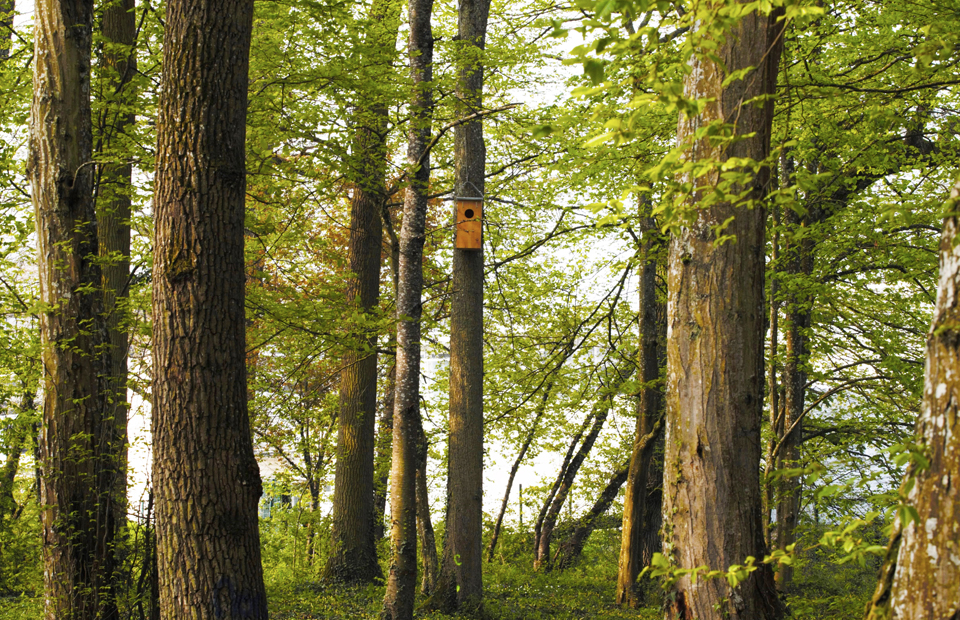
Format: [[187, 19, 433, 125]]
[[536, 364, 633, 571], [438, 0, 490, 610], [416, 450, 438, 596], [374, 359, 396, 540], [0, 392, 32, 523], [662, 5, 784, 620], [762, 201, 780, 549], [864, 179, 960, 620], [556, 463, 628, 570], [326, 0, 399, 584], [381, 0, 434, 614], [773, 204, 815, 590], [30, 0, 118, 614], [151, 0, 267, 617], [97, 0, 137, 574], [617, 205, 665, 607], [488, 383, 553, 561]]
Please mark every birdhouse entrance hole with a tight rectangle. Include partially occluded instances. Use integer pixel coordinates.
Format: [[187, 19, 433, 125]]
[[455, 197, 482, 250]]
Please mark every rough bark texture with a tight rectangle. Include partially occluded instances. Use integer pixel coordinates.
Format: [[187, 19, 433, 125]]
[[437, 0, 490, 610], [662, 5, 784, 620], [617, 208, 665, 607], [864, 178, 960, 620], [326, 0, 398, 584], [30, 0, 119, 615], [381, 0, 433, 614], [150, 0, 267, 618], [98, 0, 137, 543]]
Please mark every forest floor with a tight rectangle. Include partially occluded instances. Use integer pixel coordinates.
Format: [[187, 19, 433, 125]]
[[0, 522, 876, 619]]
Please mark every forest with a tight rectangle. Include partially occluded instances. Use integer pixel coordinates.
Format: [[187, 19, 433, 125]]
[[0, 0, 957, 618]]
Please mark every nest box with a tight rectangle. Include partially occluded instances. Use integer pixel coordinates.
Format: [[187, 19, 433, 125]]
[[455, 197, 482, 250]]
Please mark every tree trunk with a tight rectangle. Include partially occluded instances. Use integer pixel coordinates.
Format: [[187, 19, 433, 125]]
[[97, 0, 137, 560], [536, 362, 633, 571], [864, 178, 960, 620], [0, 392, 32, 524], [30, 0, 118, 614], [662, 5, 784, 620], [374, 359, 396, 540], [150, 0, 267, 617], [772, 204, 815, 591], [488, 382, 553, 561], [326, 0, 399, 584], [381, 0, 434, 614], [416, 448, 438, 596], [438, 0, 491, 611], [616, 205, 665, 607], [557, 463, 628, 570]]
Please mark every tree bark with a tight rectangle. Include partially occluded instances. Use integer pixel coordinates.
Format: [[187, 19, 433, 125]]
[[97, 0, 137, 557], [150, 0, 267, 617], [416, 446, 438, 596], [374, 359, 396, 540], [326, 0, 399, 584], [381, 0, 434, 614], [864, 178, 960, 620], [437, 0, 491, 611], [617, 206, 665, 607], [30, 0, 118, 614], [662, 5, 784, 620]]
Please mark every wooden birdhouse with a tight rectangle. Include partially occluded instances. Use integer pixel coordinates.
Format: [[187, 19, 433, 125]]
[[455, 197, 483, 250]]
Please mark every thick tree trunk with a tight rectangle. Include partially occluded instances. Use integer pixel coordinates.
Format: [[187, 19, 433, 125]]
[[616, 207, 665, 607], [864, 178, 960, 620], [437, 0, 490, 611], [326, 0, 399, 583], [30, 0, 118, 615], [98, 0, 137, 550], [381, 0, 433, 614], [662, 5, 784, 620], [488, 383, 553, 561], [150, 0, 267, 618]]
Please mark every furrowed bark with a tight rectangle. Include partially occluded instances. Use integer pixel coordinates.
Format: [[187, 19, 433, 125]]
[[617, 205, 665, 607], [30, 0, 118, 614], [326, 0, 399, 584], [662, 4, 784, 619], [151, 0, 267, 617], [381, 0, 434, 614], [864, 178, 960, 620], [437, 0, 491, 610]]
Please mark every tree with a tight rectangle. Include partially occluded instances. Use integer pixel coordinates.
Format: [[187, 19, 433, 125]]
[[325, 0, 399, 584], [381, 0, 434, 614], [863, 177, 960, 619], [660, 3, 784, 619], [616, 205, 665, 606], [30, 0, 119, 614], [435, 0, 491, 610], [150, 0, 268, 617]]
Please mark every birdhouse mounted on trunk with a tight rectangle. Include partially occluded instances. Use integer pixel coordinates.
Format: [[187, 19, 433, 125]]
[[455, 197, 483, 250]]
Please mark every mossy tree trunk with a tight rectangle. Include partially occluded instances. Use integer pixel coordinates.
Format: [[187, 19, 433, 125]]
[[661, 4, 784, 619]]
